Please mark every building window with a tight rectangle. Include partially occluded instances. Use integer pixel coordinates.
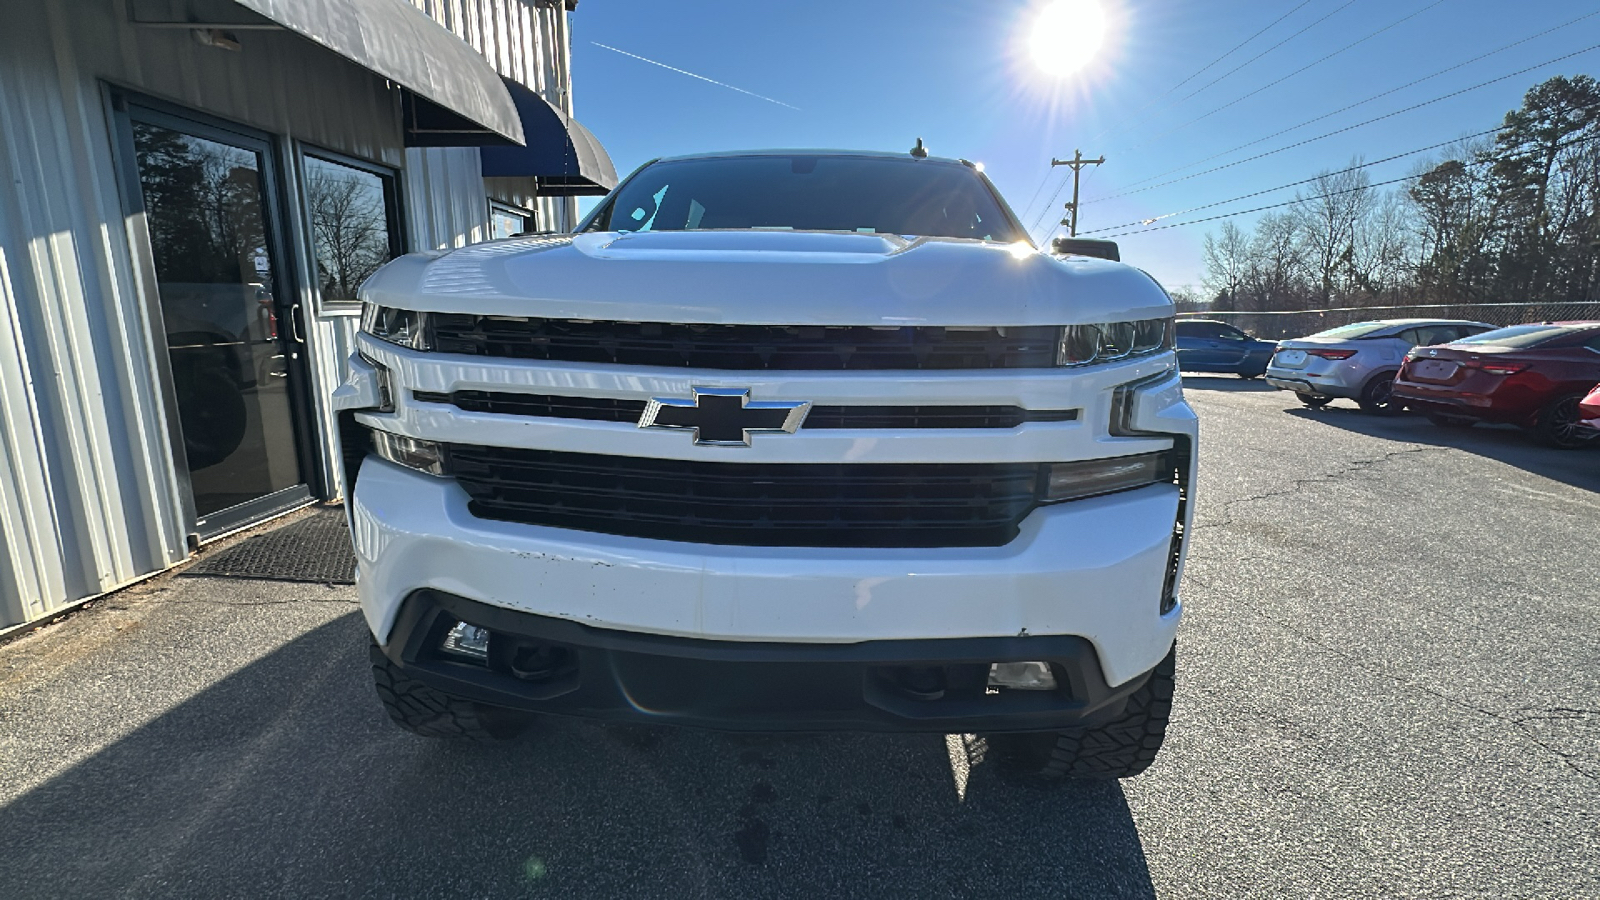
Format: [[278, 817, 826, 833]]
[[301, 151, 402, 312], [489, 201, 536, 239]]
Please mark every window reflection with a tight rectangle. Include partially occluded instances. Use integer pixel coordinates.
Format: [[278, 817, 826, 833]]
[[303, 155, 398, 306]]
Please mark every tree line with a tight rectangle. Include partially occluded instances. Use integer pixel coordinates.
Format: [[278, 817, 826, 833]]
[[1194, 74, 1600, 313]]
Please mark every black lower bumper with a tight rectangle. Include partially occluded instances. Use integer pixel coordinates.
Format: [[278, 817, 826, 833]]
[[378, 590, 1158, 733]]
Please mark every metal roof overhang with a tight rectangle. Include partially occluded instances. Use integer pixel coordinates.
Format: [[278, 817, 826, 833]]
[[228, 0, 524, 146], [479, 78, 617, 196]]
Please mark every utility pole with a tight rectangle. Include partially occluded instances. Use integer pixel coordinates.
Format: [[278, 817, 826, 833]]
[[1051, 149, 1105, 237]]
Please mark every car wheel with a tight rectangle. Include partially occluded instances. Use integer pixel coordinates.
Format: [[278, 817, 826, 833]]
[[1299, 395, 1334, 408], [1533, 394, 1593, 450], [369, 639, 532, 741], [1425, 413, 1474, 428], [988, 644, 1175, 781], [1357, 372, 1402, 415]]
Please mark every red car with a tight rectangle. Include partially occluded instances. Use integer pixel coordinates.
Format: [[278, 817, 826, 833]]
[[1393, 321, 1600, 448], [1579, 382, 1600, 438]]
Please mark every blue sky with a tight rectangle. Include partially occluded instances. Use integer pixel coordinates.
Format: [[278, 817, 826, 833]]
[[567, 1, 1599, 292]]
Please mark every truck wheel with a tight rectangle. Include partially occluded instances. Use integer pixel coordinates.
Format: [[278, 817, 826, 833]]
[[1533, 394, 1591, 449], [369, 640, 531, 741], [989, 644, 1175, 780], [1357, 372, 1401, 415]]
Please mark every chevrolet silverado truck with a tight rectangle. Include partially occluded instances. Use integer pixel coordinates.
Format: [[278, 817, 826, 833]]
[[332, 149, 1196, 780]]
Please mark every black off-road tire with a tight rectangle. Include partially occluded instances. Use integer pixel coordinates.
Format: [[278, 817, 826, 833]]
[[1357, 372, 1402, 415], [990, 644, 1176, 780], [1533, 393, 1592, 449], [1299, 394, 1334, 409], [369, 640, 530, 741]]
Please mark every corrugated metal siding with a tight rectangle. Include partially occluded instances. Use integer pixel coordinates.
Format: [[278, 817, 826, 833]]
[[0, 0, 417, 629], [412, 0, 577, 231], [0, 0, 578, 629]]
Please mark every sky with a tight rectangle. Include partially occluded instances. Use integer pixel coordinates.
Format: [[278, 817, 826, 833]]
[[564, 0, 1599, 293]]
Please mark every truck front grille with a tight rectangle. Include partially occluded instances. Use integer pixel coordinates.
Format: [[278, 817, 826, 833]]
[[415, 390, 1078, 429], [428, 316, 1061, 370], [448, 446, 1042, 548]]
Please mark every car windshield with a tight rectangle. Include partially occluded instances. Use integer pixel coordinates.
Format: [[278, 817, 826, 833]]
[[1309, 322, 1389, 339], [585, 155, 1024, 242], [1453, 324, 1576, 348]]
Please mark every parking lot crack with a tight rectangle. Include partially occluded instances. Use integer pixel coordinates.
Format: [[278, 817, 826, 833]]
[[1246, 605, 1598, 780], [1195, 446, 1437, 531]]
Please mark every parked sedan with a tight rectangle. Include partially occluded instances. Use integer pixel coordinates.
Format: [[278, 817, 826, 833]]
[[1175, 319, 1276, 378], [1392, 321, 1600, 448], [1578, 382, 1600, 438], [1265, 319, 1493, 414]]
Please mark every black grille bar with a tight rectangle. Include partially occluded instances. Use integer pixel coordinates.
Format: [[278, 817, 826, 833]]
[[448, 446, 1043, 548], [414, 390, 1077, 430], [427, 316, 1062, 370]]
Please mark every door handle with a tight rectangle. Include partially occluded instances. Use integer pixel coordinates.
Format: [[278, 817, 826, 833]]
[[289, 302, 305, 344]]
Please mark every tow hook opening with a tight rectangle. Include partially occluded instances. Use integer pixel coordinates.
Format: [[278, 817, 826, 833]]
[[876, 661, 1068, 702]]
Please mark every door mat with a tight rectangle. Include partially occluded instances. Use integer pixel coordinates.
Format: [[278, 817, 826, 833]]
[[184, 509, 356, 584]]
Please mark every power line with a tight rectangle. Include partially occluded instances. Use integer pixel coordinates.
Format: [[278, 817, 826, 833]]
[[1078, 40, 1600, 208], [1089, 0, 1318, 147], [1094, 129, 1600, 239], [1126, 0, 1451, 151], [1147, 0, 1360, 121], [1078, 129, 1500, 235], [1086, 10, 1600, 203]]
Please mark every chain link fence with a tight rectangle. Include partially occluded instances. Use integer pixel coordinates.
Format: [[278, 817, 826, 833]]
[[1177, 302, 1600, 340]]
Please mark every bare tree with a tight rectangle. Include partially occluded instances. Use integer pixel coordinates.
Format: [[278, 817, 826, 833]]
[[1293, 160, 1374, 305], [1201, 220, 1250, 308]]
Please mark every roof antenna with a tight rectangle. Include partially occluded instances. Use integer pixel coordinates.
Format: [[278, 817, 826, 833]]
[[910, 137, 928, 159]]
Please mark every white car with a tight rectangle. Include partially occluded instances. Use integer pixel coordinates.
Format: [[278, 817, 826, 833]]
[[1265, 319, 1493, 413], [334, 149, 1196, 782]]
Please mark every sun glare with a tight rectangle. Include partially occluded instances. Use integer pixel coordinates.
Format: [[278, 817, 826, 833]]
[[1029, 0, 1107, 78]]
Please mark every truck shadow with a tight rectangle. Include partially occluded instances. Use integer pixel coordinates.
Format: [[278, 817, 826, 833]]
[[1282, 404, 1600, 494], [0, 613, 1157, 900]]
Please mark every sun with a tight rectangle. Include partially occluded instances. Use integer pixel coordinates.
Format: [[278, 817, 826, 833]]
[[1028, 0, 1107, 78]]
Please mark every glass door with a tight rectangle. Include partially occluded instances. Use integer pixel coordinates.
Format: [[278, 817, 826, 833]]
[[123, 107, 315, 537]]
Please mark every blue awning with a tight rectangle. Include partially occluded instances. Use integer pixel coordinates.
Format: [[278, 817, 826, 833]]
[[479, 78, 617, 196]]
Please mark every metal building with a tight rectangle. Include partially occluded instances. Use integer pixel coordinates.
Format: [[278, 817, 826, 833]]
[[0, 0, 616, 632]]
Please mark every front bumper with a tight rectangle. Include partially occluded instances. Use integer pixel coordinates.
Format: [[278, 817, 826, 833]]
[[352, 457, 1184, 690], [377, 589, 1162, 732]]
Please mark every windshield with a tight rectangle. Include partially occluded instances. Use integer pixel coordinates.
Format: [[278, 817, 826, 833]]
[[1453, 324, 1575, 348], [585, 155, 1025, 242], [1309, 322, 1388, 339]]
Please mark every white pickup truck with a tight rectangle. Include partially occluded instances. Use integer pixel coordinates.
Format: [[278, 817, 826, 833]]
[[334, 149, 1196, 781]]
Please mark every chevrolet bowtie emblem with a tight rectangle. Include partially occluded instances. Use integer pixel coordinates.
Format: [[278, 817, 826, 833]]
[[638, 387, 811, 446]]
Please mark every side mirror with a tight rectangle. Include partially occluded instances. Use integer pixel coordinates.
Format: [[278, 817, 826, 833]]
[[1050, 237, 1120, 261]]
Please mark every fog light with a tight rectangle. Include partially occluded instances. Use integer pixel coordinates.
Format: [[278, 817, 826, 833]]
[[988, 661, 1057, 691], [440, 621, 490, 662]]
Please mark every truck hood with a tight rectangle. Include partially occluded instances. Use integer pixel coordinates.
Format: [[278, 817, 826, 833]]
[[359, 230, 1174, 326]]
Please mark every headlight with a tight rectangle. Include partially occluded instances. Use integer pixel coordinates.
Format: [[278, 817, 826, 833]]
[[1042, 452, 1171, 503], [1057, 317, 1172, 367], [370, 430, 450, 476], [361, 303, 431, 350]]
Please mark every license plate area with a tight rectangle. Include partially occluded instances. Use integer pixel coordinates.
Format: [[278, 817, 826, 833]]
[[1274, 349, 1307, 369], [1411, 359, 1458, 381]]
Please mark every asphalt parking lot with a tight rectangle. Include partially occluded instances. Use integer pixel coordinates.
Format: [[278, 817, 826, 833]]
[[1, 380, 1596, 899]]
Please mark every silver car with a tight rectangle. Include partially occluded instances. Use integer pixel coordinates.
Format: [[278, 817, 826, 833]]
[[1265, 319, 1494, 414]]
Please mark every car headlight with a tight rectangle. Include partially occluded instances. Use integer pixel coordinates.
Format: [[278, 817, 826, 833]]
[[1042, 452, 1172, 503], [361, 303, 431, 350], [369, 430, 450, 476], [1058, 318, 1172, 367]]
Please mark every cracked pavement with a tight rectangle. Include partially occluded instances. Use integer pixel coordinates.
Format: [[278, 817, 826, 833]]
[[0, 379, 1596, 898]]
